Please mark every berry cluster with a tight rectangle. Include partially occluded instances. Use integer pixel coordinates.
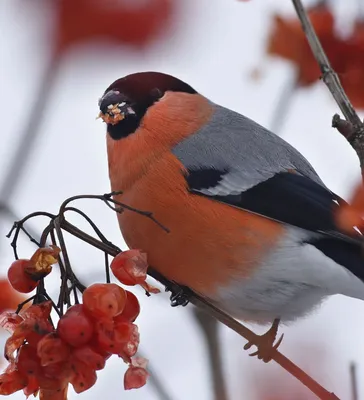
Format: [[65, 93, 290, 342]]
[[0, 248, 156, 398]]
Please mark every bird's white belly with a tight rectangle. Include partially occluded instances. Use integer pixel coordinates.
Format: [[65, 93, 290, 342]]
[[214, 227, 364, 324]]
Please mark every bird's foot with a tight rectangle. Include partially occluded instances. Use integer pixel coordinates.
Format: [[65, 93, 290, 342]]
[[165, 284, 190, 307], [244, 318, 283, 363]]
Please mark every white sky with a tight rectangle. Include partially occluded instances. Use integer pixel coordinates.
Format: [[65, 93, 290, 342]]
[[1, 0, 364, 399]]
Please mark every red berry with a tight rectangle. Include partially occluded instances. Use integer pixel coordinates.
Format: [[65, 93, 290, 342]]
[[110, 250, 148, 286], [82, 283, 126, 319], [20, 301, 52, 321], [119, 323, 140, 359], [124, 365, 149, 390], [114, 320, 135, 343], [57, 306, 93, 347], [5, 317, 53, 361], [17, 343, 41, 378], [26, 320, 54, 348], [23, 375, 40, 397], [73, 345, 106, 370], [8, 260, 38, 293], [0, 369, 27, 395], [63, 303, 83, 315], [42, 360, 73, 382], [87, 336, 112, 361], [69, 359, 97, 394], [0, 311, 23, 333], [94, 319, 121, 354], [114, 290, 140, 322], [37, 332, 70, 366], [95, 319, 138, 355]]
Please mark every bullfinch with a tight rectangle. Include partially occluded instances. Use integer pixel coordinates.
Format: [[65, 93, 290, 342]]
[[98, 71, 364, 357]]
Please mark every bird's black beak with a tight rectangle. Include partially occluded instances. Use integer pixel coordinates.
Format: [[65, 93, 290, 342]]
[[97, 90, 135, 125]]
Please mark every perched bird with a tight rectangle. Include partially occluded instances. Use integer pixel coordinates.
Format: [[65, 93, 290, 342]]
[[98, 71, 364, 358]]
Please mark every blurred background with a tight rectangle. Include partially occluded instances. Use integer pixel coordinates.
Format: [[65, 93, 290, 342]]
[[1, 0, 364, 398]]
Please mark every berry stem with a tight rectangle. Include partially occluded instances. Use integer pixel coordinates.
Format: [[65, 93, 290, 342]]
[[63, 206, 116, 247], [105, 253, 111, 284], [15, 295, 36, 314], [54, 217, 85, 291], [73, 285, 80, 305]]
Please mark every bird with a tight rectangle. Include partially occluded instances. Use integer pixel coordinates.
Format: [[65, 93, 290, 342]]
[[98, 71, 364, 360]]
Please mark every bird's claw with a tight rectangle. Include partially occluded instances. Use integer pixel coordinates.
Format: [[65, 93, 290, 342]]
[[244, 333, 284, 362], [243, 319, 283, 363], [165, 285, 190, 307]]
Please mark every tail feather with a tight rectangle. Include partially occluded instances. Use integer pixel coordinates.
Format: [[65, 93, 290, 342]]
[[308, 236, 364, 283]]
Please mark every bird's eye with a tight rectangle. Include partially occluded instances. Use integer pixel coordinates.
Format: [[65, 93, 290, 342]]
[[150, 88, 163, 100], [98, 90, 121, 108]]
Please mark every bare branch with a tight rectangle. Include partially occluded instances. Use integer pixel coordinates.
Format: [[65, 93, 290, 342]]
[[291, 0, 360, 124], [350, 362, 359, 400], [291, 0, 364, 168], [193, 308, 228, 400], [269, 72, 298, 134], [332, 114, 356, 141], [7, 193, 340, 399]]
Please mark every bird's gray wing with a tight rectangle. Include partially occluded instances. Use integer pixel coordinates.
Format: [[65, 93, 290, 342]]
[[172, 103, 325, 192], [171, 103, 346, 234]]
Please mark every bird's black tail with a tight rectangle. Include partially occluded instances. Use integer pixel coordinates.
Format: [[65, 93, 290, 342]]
[[308, 236, 364, 282]]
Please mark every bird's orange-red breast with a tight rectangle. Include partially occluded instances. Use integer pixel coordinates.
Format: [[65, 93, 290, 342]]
[[107, 90, 284, 297]]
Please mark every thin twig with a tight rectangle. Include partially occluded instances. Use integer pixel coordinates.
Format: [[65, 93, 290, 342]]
[[42, 291, 62, 318], [73, 285, 79, 305], [105, 196, 170, 234], [50, 230, 66, 276], [8, 222, 21, 260], [5, 210, 56, 259], [332, 114, 356, 140], [64, 206, 119, 250], [291, 0, 360, 124], [105, 252, 111, 283], [189, 294, 339, 400], [53, 217, 86, 294], [18, 225, 41, 247], [58, 192, 170, 233], [39, 222, 54, 248], [291, 0, 364, 168], [350, 362, 359, 400], [15, 296, 36, 314], [50, 229, 67, 315], [270, 71, 298, 135], [193, 308, 228, 400]]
